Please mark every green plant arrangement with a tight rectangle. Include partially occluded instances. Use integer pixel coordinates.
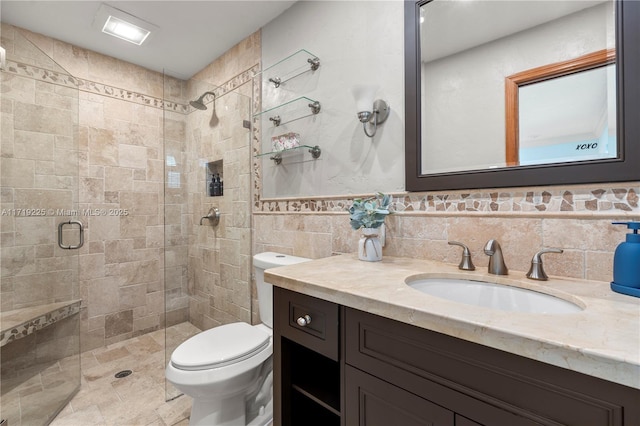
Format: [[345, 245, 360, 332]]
[[349, 192, 393, 230]]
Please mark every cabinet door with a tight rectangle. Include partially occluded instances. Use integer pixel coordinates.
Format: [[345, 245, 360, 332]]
[[345, 365, 454, 426]]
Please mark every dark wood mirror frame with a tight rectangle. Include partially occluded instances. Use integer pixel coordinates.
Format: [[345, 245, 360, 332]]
[[405, 0, 640, 192]]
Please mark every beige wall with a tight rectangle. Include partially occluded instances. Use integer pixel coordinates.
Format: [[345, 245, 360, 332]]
[[253, 0, 639, 288]]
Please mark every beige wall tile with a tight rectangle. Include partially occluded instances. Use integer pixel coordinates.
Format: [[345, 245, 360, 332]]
[[88, 128, 118, 166], [14, 102, 73, 136], [118, 144, 147, 169]]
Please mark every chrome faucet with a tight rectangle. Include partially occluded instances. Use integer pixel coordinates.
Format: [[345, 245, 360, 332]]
[[199, 207, 220, 226], [483, 239, 508, 275], [448, 241, 475, 271], [526, 248, 563, 281]]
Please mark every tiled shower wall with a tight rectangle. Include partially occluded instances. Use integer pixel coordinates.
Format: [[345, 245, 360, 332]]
[[2, 23, 261, 352], [1, 27, 80, 312], [1, 24, 184, 351], [183, 32, 259, 330]]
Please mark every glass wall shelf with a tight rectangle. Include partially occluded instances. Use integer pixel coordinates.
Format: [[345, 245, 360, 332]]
[[254, 49, 320, 88], [254, 96, 321, 127], [256, 145, 322, 165]]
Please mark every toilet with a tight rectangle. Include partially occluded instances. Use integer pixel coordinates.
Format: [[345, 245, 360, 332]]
[[166, 252, 310, 426]]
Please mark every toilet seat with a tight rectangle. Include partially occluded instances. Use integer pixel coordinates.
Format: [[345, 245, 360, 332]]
[[171, 322, 270, 371]]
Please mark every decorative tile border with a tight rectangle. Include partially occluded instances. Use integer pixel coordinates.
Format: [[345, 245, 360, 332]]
[[254, 185, 640, 216], [0, 300, 81, 347], [3, 59, 258, 114]]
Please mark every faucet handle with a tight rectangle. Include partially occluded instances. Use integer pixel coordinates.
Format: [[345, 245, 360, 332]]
[[448, 241, 475, 271], [526, 248, 563, 281]]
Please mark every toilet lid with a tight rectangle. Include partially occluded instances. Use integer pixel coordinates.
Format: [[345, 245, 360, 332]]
[[171, 322, 270, 371]]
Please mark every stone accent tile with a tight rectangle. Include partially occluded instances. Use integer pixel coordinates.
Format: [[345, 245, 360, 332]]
[[87, 277, 120, 317], [80, 177, 104, 203], [14, 102, 73, 136], [1, 157, 35, 188], [120, 215, 147, 239], [119, 192, 158, 216], [88, 127, 118, 166], [104, 310, 133, 339], [104, 166, 133, 192], [118, 144, 147, 169], [398, 215, 447, 240], [103, 239, 135, 264], [118, 284, 146, 310], [585, 251, 615, 282], [93, 345, 130, 364], [543, 219, 623, 252], [13, 130, 54, 160]]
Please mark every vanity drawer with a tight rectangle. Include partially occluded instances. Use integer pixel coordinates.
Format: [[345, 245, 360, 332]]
[[274, 287, 339, 361]]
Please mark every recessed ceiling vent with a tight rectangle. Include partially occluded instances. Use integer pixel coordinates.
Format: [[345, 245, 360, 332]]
[[93, 3, 158, 46]]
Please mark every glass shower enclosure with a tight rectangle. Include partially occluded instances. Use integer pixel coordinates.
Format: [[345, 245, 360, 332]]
[[162, 74, 254, 403], [0, 28, 81, 425]]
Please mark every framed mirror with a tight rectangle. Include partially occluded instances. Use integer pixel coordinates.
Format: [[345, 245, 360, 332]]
[[405, 0, 640, 191]]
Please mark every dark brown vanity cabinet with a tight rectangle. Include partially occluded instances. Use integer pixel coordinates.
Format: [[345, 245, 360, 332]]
[[274, 287, 640, 426], [273, 287, 341, 425]]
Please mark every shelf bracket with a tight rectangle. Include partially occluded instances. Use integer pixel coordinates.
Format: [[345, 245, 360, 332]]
[[270, 154, 283, 165], [269, 115, 281, 127], [307, 57, 320, 71], [308, 101, 321, 115], [268, 77, 282, 88], [309, 145, 321, 159]]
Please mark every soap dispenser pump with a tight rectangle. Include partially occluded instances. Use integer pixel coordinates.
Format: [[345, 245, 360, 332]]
[[611, 221, 640, 297]]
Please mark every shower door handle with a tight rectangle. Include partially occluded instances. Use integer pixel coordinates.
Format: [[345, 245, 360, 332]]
[[58, 220, 84, 250]]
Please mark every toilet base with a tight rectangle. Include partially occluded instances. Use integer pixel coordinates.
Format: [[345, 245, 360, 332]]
[[189, 395, 244, 426], [188, 395, 273, 426], [247, 399, 273, 426]]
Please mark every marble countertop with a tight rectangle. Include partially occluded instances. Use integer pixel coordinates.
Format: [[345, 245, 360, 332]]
[[265, 254, 640, 390]]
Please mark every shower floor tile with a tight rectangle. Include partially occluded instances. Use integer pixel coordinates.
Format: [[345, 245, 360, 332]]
[[51, 322, 201, 426]]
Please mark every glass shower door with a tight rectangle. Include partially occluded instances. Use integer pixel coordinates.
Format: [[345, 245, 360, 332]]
[[0, 28, 81, 425], [162, 72, 253, 405]]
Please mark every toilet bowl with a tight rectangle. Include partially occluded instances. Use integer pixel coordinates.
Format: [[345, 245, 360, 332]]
[[166, 252, 310, 426]]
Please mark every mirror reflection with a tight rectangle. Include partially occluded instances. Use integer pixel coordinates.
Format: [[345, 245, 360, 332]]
[[515, 60, 616, 167], [419, 0, 615, 175]]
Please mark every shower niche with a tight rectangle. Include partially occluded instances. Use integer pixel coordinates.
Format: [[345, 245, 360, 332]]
[[206, 160, 223, 197]]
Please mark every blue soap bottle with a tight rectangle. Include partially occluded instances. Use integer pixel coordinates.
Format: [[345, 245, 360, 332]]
[[611, 221, 640, 297]]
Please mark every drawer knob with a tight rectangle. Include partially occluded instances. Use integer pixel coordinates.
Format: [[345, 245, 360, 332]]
[[296, 314, 312, 327]]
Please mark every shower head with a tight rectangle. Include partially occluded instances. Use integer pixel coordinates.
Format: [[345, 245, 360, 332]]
[[190, 91, 216, 110]]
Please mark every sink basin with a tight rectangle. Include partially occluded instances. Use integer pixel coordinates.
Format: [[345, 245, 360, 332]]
[[406, 277, 583, 314]]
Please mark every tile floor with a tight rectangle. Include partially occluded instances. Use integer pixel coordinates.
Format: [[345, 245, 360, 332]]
[[50, 322, 201, 426]]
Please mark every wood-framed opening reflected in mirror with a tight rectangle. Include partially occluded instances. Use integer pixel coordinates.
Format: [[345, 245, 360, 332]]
[[505, 48, 616, 167]]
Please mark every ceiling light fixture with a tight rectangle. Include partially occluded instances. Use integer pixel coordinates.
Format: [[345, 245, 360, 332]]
[[102, 15, 150, 45], [93, 3, 158, 46]]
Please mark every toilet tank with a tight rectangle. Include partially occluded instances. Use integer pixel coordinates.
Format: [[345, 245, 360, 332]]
[[253, 252, 311, 328]]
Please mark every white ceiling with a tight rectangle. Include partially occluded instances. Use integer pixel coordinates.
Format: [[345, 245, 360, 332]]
[[0, 1, 296, 80]]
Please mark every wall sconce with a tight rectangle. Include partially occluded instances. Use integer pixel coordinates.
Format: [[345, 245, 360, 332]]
[[351, 84, 390, 138]]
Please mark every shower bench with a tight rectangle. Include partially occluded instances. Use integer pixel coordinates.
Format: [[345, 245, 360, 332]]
[[0, 299, 81, 347]]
